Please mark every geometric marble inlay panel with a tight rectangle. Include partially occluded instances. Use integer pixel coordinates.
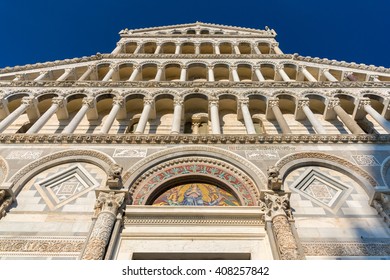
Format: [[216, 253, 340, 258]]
[[351, 155, 380, 166], [289, 168, 352, 213], [35, 164, 100, 210]]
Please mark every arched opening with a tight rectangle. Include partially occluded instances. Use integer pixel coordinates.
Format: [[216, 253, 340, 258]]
[[142, 42, 157, 54], [186, 29, 196, 34], [219, 42, 233, 54], [118, 63, 134, 81], [182, 42, 195, 54], [258, 42, 271, 54], [164, 64, 181, 81], [260, 64, 275, 81], [161, 42, 176, 54], [151, 94, 174, 134], [219, 95, 244, 134], [283, 64, 298, 81], [97, 64, 110, 81], [125, 42, 138, 54], [213, 64, 230, 81], [141, 64, 158, 81], [200, 29, 210, 34], [237, 64, 252, 81], [125, 94, 144, 133], [238, 43, 251, 54], [184, 94, 208, 134], [187, 63, 207, 81], [200, 42, 213, 54]]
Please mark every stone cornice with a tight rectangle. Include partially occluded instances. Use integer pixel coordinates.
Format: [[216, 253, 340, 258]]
[[2, 80, 389, 89], [0, 134, 388, 145]]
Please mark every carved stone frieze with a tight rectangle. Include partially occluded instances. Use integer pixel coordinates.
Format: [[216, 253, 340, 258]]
[[372, 193, 390, 227], [302, 241, 390, 256], [0, 237, 85, 253], [0, 134, 387, 146]]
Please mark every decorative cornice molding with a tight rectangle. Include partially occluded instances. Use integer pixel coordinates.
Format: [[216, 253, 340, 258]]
[[0, 134, 388, 145], [3, 80, 390, 89]]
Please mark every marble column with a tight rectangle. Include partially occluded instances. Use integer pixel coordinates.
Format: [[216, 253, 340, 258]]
[[328, 99, 365, 134], [233, 44, 241, 54], [34, 71, 49, 81], [102, 65, 118, 82], [128, 66, 140, 81], [26, 97, 64, 134], [99, 97, 124, 134], [81, 192, 125, 260], [272, 43, 283, 54], [154, 66, 163, 81], [321, 69, 338, 82], [171, 98, 183, 134], [78, 65, 96, 81], [209, 99, 221, 134], [277, 66, 291, 82], [300, 66, 317, 82], [360, 100, 390, 133], [154, 43, 161, 54], [174, 43, 181, 54], [192, 121, 200, 135], [231, 66, 240, 82], [57, 68, 74, 82], [253, 45, 262, 54], [269, 99, 292, 134], [214, 43, 220, 55], [111, 42, 124, 54], [240, 99, 256, 134], [298, 100, 327, 134], [62, 97, 94, 134], [208, 66, 215, 82], [0, 96, 34, 133], [180, 66, 187, 81], [134, 98, 153, 134], [260, 193, 303, 260], [254, 66, 265, 81], [133, 43, 142, 54], [195, 43, 200, 55]]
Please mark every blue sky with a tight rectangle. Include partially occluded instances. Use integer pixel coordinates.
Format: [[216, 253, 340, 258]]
[[0, 0, 389, 68]]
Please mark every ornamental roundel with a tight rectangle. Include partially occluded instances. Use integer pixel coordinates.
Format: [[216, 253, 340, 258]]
[[131, 157, 258, 206]]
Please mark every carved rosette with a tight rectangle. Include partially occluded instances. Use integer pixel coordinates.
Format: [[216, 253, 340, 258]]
[[81, 192, 125, 260]]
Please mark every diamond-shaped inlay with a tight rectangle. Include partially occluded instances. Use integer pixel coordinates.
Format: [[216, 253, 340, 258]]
[[289, 168, 352, 213], [35, 164, 100, 210]]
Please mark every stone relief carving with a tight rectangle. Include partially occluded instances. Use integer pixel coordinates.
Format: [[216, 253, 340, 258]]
[[352, 155, 380, 166], [0, 190, 12, 219], [302, 241, 390, 256], [107, 163, 123, 189], [272, 215, 300, 260], [266, 166, 282, 191], [0, 238, 85, 253], [372, 193, 390, 227]]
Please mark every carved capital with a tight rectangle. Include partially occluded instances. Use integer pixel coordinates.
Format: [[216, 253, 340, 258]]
[[88, 65, 97, 71], [173, 98, 184, 106], [239, 98, 249, 107], [327, 99, 340, 109], [259, 193, 291, 220], [297, 99, 310, 110], [93, 191, 125, 217], [209, 99, 219, 107], [357, 99, 371, 109], [109, 64, 118, 71], [21, 96, 34, 107], [82, 97, 95, 108], [276, 65, 284, 71], [52, 97, 65, 108], [143, 98, 154, 106], [112, 96, 124, 107], [268, 99, 279, 108]]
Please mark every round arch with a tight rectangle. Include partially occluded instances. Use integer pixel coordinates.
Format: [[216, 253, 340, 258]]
[[8, 149, 116, 196], [275, 151, 378, 197], [123, 145, 267, 205]]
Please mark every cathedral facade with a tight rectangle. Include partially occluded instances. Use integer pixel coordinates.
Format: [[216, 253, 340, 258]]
[[0, 22, 389, 260]]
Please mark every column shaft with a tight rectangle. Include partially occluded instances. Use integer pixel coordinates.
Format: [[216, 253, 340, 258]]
[[79, 67, 93, 81], [62, 103, 90, 134], [232, 68, 240, 82], [26, 103, 59, 134], [364, 104, 390, 133], [102, 68, 115, 82], [302, 105, 326, 134], [0, 103, 29, 133], [175, 44, 181, 54], [154, 45, 161, 54], [255, 68, 265, 81], [241, 102, 256, 134], [57, 69, 73, 81], [34, 71, 48, 81], [234, 45, 241, 54], [214, 44, 220, 54], [180, 68, 187, 81], [278, 68, 291, 81], [323, 70, 338, 82], [133, 44, 142, 54], [254, 45, 262, 54], [134, 102, 152, 134], [301, 68, 317, 82], [154, 68, 163, 81], [333, 105, 365, 134], [271, 105, 292, 134], [208, 68, 215, 82], [171, 101, 183, 134], [128, 67, 139, 81], [210, 102, 221, 134], [100, 103, 121, 134]]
